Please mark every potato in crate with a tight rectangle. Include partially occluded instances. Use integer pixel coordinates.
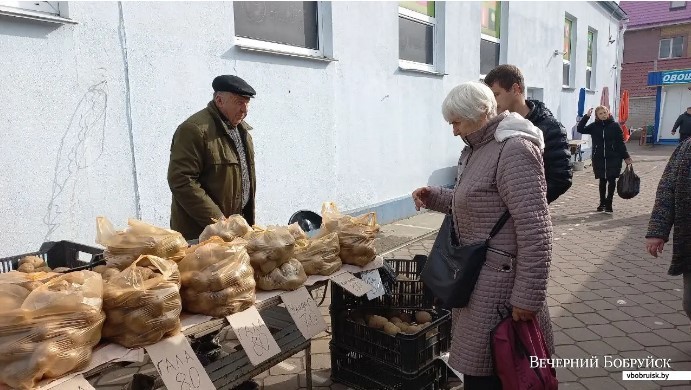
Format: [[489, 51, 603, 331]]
[[0, 241, 104, 274], [330, 306, 451, 374]]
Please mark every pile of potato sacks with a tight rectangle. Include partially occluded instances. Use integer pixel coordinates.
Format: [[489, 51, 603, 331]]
[[200, 214, 343, 291], [352, 310, 434, 336], [0, 270, 105, 390]]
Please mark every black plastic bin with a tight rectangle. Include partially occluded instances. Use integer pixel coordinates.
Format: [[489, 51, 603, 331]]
[[330, 306, 451, 374], [330, 342, 447, 390], [331, 258, 433, 309], [0, 240, 104, 273]]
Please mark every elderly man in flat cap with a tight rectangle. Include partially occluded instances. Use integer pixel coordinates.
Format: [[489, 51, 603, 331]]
[[168, 75, 257, 240]]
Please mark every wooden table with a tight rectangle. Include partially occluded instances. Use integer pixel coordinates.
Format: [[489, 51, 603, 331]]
[[85, 280, 328, 390]]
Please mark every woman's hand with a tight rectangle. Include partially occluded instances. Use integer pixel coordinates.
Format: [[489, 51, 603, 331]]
[[625, 158, 633, 165], [512, 306, 535, 322], [412, 187, 431, 211], [587, 108, 594, 116], [646, 238, 665, 258]]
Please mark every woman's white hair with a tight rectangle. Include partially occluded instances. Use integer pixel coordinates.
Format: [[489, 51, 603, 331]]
[[441, 81, 497, 123]]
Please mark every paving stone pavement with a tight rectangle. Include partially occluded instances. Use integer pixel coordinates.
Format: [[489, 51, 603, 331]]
[[252, 144, 688, 390]]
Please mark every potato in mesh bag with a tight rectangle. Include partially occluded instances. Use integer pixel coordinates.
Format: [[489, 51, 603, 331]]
[[317, 202, 379, 267], [178, 239, 256, 317], [199, 214, 252, 242], [0, 271, 105, 390], [294, 232, 342, 276], [244, 225, 295, 274], [256, 258, 307, 291], [96, 216, 188, 270], [102, 255, 182, 348]]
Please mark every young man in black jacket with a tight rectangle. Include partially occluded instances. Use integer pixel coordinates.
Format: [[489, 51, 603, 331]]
[[672, 107, 691, 143], [484, 65, 573, 203]]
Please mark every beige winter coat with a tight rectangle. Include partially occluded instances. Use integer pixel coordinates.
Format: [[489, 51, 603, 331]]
[[426, 111, 554, 376]]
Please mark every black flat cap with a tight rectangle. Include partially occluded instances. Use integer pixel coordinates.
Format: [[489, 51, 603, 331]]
[[212, 75, 256, 97]]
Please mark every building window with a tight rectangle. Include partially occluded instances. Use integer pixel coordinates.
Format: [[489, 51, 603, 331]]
[[670, 1, 686, 10], [234, 1, 326, 57], [0, 1, 60, 15], [563, 17, 574, 87], [0, 1, 73, 23], [659, 37, 684, 59], [586, 29, 596, 90], [399, 1, 437, 72], [480, 1, 501, 76]]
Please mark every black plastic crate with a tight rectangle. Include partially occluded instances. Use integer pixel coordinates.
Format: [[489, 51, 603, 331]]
[[331, 258, 433, 309], [331, 342, 447, 390], [0, 241, 105, 273], [330, 306, 451, 374]]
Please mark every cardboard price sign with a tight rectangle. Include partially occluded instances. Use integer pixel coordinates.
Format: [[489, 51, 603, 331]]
[[360, 269, 386, 300], [227, 306, 281, 366], [331, 272, 373, 297], [49, 375, 95, 390], [145, 333, 216, 390], [281, 287, 327, 339]]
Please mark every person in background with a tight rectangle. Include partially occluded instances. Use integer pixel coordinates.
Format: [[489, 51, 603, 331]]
[[672, 106, 691, 143], [412, 82, 553, 390], [168, 75, 257, 241], [646, 138, 691, 322], [484, 64, 573, 204], [577, 105, 633, 213]]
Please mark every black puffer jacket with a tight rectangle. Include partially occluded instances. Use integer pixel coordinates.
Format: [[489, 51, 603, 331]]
[[577, 115, 630, 179], [525, 100, 573, 203]]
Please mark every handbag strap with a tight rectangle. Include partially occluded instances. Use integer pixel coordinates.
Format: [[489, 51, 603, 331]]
[[453, 138, 512, 242], [487, 210, 511, 241], [486, 140, 510, 241]]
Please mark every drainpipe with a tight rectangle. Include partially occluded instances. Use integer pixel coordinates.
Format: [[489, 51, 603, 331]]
[[613, 17, 628, 121]]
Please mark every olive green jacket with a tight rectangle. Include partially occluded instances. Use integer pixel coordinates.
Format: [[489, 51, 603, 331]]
[[168, 101, 256, 240]]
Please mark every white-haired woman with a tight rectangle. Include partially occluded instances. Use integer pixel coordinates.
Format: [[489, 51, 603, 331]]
[[412, 82, 554, 389]]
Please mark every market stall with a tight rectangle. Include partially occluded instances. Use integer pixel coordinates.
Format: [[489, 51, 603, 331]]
[[647, 68, 691, 144], [0, 202, 436, 390]]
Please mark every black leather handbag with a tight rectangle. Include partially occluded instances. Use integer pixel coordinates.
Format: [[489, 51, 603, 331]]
[[421, 211, 510, 309]]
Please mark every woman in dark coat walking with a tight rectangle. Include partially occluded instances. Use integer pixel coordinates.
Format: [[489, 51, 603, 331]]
[[577, 105, 633, 212]]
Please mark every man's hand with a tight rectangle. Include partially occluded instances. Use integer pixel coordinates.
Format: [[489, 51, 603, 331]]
[[587, 108, 594, 116], [512, 307, 535, 322], [625, 158, 633, 165], [646, 238, 666, 258], [672, 130, 677, 135], [412, 187, 431, 211]]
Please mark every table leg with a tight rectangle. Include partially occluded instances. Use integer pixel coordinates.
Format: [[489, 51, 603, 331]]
[[305, 343, 313, 389]]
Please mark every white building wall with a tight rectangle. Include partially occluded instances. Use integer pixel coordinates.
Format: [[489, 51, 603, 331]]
[[0, 1, 623, 257]]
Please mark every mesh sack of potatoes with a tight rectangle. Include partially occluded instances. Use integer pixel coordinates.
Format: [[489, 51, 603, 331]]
[[178, 237, 256, 317], [316, 202, 380, 267], [255, 258, 307, 291], [0, 271, 105, 390], [101, 255, 182, 348], [96, 216, 188, 270], [199, 214, 252, 243], [294, 232, 342, 276], [243, 225, 296, 274]]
